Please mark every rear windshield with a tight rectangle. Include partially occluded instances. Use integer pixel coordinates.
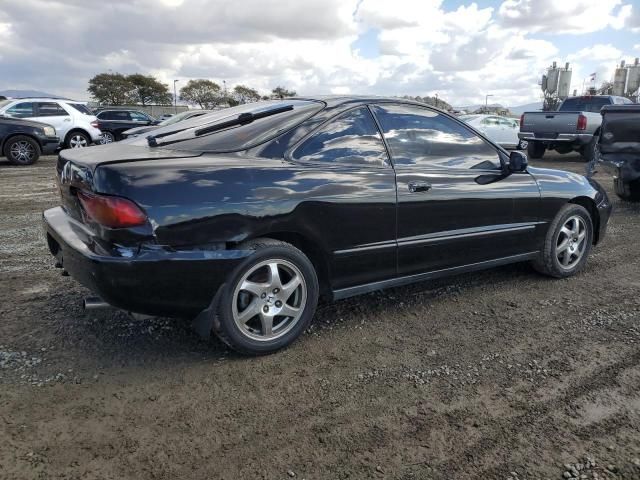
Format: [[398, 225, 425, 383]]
[[559, 97, 611, 113], [67, 103, 94, 115], [132, 100, 324, 153]]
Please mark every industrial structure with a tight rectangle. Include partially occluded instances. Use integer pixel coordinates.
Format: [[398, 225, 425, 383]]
[[610, 58, 640, 101], [540, 61, 572, 111]]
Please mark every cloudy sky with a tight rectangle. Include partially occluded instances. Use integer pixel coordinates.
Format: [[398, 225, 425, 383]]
[[0, 0, 638, 107]]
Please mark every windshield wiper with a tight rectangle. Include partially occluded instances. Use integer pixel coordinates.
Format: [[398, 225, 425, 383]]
[[146, 105, 294, 147]]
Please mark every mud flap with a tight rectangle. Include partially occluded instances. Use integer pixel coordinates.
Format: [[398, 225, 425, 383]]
[[191, 285, 225, 340]]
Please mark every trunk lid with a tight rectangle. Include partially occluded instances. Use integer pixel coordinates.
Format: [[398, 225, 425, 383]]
[[520, 111, 581, 135], [56, 143, 201, 223]]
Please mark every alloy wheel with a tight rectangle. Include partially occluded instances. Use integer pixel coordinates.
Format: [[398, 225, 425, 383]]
[[100, 132, 114, 144], [69, 134, 88, 148], [518, 139, 528, 150], [556, 215, 587, 269], [232, 259, 307, 341], [10, 141, 35, 163]]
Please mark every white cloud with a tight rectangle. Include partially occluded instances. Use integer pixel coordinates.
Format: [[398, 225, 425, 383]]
[[498, 0, 632, 34], [0, 0, 636, 106]]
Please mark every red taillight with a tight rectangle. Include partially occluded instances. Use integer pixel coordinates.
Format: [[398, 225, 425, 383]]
[[519, 114, 524, 127], [577, 114, 587, 131], [77, 191, 147, 228], [90, 121, 99, 129]]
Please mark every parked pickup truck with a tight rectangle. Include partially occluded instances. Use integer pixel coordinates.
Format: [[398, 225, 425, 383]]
[[519, 95, 635, 162], [599, 104, 640, 201]]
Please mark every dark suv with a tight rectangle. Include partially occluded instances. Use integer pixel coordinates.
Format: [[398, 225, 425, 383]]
[[95, 109, 158, 144], [1, 116, 59, 165]]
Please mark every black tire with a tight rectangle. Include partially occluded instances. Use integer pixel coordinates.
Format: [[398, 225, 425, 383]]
[[615, 178, 640, 202], [517, 139, 528, 150], [213, 238, 319, 355], [527, 141, 545, 159], [100, 131, 116, 144], [65, 130, 91, 149], [532, 204, 593, 278], [3, 135, 41, 165], [581, 135, 598, 164]]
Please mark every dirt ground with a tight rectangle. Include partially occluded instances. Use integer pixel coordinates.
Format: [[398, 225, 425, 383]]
[[1, 152, 639, 480]]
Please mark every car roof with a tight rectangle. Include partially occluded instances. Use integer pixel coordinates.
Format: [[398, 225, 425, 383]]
[[3, 97, 82, 103], [293, 95, 450, 112]]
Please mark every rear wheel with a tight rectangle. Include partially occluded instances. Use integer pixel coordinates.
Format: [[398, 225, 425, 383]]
[[527, 141, 545, 159], [532, 204, 593, 278], [4, 135, 41, 165], [65, 131, 90, 149], [100, 131, 115, 144], [615, 178, 640, 202], [214, 238, 319, 355]]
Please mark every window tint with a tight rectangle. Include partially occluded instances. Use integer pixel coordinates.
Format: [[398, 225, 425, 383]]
[[372, 104, 501, 170], [5, 102, 34, 118], [136, 100, 324, 153], [36, 102, 69, 117], [99, 110, 131, 121], [130, 111, 150, 121], [67, 103, 93, 115], [559, 97, 611, 112], [293, 107, 388, 167]]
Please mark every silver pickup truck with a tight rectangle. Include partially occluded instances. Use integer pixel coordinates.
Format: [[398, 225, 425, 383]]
[[519, 95, 635, 162]]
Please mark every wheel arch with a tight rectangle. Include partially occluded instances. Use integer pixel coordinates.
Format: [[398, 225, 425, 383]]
[[244, 231, 331, 297], [1, 133, 42, 154], [64, 128, 91, 145], [569, 196, 600, 244]]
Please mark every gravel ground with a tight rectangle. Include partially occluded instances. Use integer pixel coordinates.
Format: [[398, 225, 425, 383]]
[[0, 153, 639, 480]]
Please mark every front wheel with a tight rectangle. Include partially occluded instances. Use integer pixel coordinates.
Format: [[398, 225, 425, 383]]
[[4, 135, 41, 165], [214, 239, 319, 355], [532, 204, 593, 278], [527, 141, 545, 159]]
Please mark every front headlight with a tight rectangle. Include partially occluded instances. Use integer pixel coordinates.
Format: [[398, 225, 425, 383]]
[[43, 126, 56, 136]]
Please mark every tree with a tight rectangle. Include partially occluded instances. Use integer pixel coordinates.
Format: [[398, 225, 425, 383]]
[[87, 73, 132, 105], [180, 79, 223, 109], [233, 85, 261, 104], [126, 74, 172, 106], [271, 86, 296, 99]]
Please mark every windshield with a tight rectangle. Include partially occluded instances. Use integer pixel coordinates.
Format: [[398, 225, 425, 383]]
[[559, 97, 611, 113], [132, 100, 324, 153], [159, 110, 199, 126]]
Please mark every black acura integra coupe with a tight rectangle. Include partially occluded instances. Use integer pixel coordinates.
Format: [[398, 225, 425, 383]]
[[44, 97, 612, 354]]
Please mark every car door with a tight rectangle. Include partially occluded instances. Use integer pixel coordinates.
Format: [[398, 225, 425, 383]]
[[288, 106, 397, 290], [371, 103, 541, 277], [32, 102, 72, 139]]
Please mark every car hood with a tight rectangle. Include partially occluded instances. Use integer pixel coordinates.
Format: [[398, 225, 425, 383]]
[[123, 125, 158, 136], [0, 116, 53, 130]]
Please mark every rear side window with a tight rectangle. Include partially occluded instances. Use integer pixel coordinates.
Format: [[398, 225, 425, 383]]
[[99, 111, 131, 121], [559, 97, 611, 112], [36, 102, 69, 117], [139, 100, 324, 153], [67, 103, 93, 115], [372, 103, 501, 170], [5, 102, 34, 118], [292, 107, 389, 167], [130, 111, 151, 121]]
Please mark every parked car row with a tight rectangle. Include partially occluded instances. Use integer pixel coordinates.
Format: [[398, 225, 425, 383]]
[[0, 97, 208, 164]]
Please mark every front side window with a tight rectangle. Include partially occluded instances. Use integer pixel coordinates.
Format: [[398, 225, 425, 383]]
[[5, 102, 34, 118], [130, 111, 150, 121], [292, 107, 388, 167], [372, 103, 501, 170], [36, 102, 69, 117]]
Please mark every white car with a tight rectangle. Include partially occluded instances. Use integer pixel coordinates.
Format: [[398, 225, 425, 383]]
[[459, 114, 526, 150], [0, 98, 102, 148]]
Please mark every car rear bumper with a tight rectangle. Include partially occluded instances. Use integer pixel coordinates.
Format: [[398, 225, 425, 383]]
[[43, 206, 252, 317], [518, 132, 593, 144]]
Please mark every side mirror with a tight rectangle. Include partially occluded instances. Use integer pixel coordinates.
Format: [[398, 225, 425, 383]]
[[508, 150, 528, 173]]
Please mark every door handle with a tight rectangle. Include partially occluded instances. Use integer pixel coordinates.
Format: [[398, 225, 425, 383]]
[[408, 181, 432, 193]]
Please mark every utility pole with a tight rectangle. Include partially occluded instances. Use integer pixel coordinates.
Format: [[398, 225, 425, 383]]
[[485, 94, 493, 113], [223, 80, 227, 105], [435, 93, 438, 108], [173, 79, 179, 114]]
